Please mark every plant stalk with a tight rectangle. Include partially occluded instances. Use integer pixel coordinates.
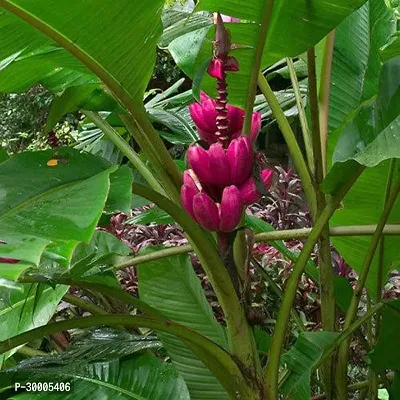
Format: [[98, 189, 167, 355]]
[[286, 57, 314, 172], [318, 30, 335, 176], [311, 380, 369, 400], [263, 166, 364, 398], [258, 72, 317, 217], [62, 293, 109, 316], [243, 0, 274, 135], [335, 178, 400, 398], [131, 184, 260, 372], [83, 111, 165, 194], [308, 46, 335, 398]]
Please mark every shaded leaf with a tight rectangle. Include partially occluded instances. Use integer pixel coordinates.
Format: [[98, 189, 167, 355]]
[[327, 0, 396, 132], [281, 332, 339, 399], [46, 85, 123, 131], [6, 354, 190, 400], [126, 207, 174, 226], [0, 284, 68, 369], [370, 299, 400, 371], [323, 56, 400, 195]]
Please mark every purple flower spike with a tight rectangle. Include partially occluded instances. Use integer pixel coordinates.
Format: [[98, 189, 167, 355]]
[[189, 92, 262, 145], [219, 186, 242, 232]]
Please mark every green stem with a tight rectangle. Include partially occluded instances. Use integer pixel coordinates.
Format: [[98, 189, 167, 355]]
[[318, 31, 335, 176], [0, 315, 256, 400], [311, 380, 369, 400], [16, 346, 48, 357], [258, 72, 317, 217], [286, 57, 314, 172], [376, 159, 396, 303], [119, 113, 182, 203], [264, 166, 364, 398], [308, 46, 335, 398], [131, 184, 260, 372], [253, 259, 306, 332], [243, 0, 274, 135], [19, 274, 158, 316], [0, 0, 182, 204], [113, 224, 400, 270], [335, 178, 400, 398], [83, 111, 165, 194], [62, 293, 109, 316]]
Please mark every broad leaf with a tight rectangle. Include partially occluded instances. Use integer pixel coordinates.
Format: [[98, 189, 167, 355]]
[[4, 354, 190, 400], [0, 0, 164, 102], [46, 84, 123, 131], [138, 249, 229, 399], [280, 332, 339, 399], [327, 0, 396, 132], [104, 165, 133, 215], [329, 161, 400, 298], [370, 300, 400, 371], [0, 148, 115, 279], [126, 206, 174, 225], [0, 284, 68, 369], [0, 45, 96, 93], [69, 230, 132, 277], [323, 56, 400, 194]]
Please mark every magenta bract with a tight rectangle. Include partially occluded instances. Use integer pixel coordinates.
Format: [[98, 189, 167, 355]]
[[219, 186, 242, 232], [192, 192, 220, 231], [238, 169, 274, 205], [227, 136, 253, 185]]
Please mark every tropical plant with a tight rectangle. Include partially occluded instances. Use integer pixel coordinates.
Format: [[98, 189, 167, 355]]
[[0, 0, 399, 399]]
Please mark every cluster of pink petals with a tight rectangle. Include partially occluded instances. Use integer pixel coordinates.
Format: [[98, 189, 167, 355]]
[[188, 136, 253, 187], [181, 166, 273, 232], [189, 92, 261, 145], [181, 171, 242, 232]]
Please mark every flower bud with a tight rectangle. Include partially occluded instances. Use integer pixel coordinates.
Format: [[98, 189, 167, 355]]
[[219, 186, 242, 232], [183, 170, 199, 191], [227, 136, 253, 185], [187, 146, 210, 183], [192, 192, 220, 231], [181, 184, 198, 220], [207, 143, 231, 186], [250, 112, 262, 143], [238, 169, 274, 205]]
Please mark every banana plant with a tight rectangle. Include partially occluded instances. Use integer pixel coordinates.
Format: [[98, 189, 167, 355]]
[[0, 0, 399, 399]]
